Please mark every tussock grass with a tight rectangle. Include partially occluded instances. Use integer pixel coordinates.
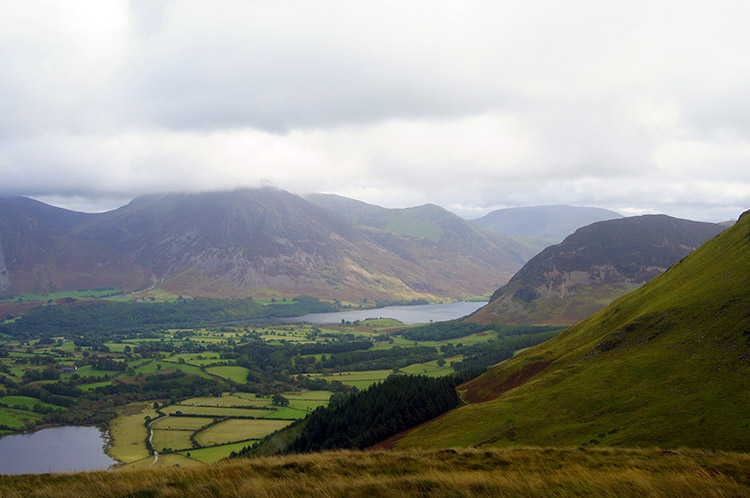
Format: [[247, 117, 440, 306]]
[[1, 447, 749, 497]]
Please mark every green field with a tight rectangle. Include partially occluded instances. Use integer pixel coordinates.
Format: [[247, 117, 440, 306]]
[[0, 395, 61, 410], [102, 342, 131, 352], [4, 289, 121, 302], [195, 418, 292, 446], [400, 358, 457, 377], [161, 361, 206, 375], [261, 407, 308, 419], [69, 365, 121, 378], [233, 392, 275, 405], [132, 361, 206, 376], [282, 391, 332, 411], [179, 394, 270, 408], [105, 288, 184, 303], [171, 352, 221, 362], [314, 370, 392, 389], [108, 402, 159, 463], [206, 365, 249, 383], [170, 406, 273, 418], [0, 406, 42, 429], [151, 417, 212, 431], [178, 440, 255, 463], [152, 429, 194, 452]]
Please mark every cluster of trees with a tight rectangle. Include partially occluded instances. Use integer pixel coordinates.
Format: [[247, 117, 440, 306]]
[[453, 329, 563, 371], [297, 341, 373, 355], [316, 346, 439, 371], [399, 320, 489, 341], [0, 296, 335, 340], [247, 374, 462, 454]]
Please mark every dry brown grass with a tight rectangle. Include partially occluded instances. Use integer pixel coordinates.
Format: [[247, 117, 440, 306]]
[[1, 447, 749, 497]]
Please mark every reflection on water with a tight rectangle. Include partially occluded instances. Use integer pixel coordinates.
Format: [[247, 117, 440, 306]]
[[0, 425, 117, 475]]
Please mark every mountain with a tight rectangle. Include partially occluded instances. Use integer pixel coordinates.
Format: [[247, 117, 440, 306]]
[[72, 188, 531, 300], [0, 199, 153, 297], [468, 215, 725, 326], [306, 193, 536, 281], [472, 205, 623, 245], [390, 210, 750, 451], [3, 195, 100, 230]]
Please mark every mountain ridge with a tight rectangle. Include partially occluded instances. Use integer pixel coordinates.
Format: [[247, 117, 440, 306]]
[[63, 188, 531, 300]]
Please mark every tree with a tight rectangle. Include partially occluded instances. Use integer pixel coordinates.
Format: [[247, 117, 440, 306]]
[[272, 394, 289, 406]]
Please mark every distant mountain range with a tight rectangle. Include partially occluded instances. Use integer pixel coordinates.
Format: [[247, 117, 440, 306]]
[[469, 215, 725, 325], [3, 190, 724, 306], [391, 209, 750, 451], [472, 205, 623, 249], [0, 189, 539, 300], [306, 193, 535, 286]]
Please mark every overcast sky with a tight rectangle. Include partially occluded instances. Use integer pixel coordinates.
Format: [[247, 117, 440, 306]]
[[1, 0, 749, 221]]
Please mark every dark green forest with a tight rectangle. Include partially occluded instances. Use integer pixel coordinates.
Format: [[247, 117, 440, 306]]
[[239, 370, 486, 457]]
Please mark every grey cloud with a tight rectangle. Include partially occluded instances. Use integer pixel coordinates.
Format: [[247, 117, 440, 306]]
[[124, 43, 500, 133]]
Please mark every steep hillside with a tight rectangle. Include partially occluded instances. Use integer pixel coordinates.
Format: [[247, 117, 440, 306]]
[[73, 188, 526, 300], [469, 215, 725, 325], [472, 205, 622, 245], [392, 210, 750, 451], [0, 199, 153, 297]]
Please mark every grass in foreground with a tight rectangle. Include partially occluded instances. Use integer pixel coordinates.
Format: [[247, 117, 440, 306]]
[[1, 447, 749, 497]]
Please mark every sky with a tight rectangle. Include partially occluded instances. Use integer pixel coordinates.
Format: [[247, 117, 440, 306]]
[[1, 0, 749, 222]]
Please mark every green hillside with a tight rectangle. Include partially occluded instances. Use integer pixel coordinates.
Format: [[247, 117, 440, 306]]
[[392, 210, 750, 451]]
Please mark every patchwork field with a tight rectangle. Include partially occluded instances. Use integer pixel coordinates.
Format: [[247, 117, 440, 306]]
[[0, 302, 541, 472], [195, 418, 292, 446]]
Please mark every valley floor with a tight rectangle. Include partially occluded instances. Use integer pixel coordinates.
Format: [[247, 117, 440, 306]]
[[1, 447, 749, 497]]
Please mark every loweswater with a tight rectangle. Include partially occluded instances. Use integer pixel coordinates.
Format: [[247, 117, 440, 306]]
[[0, 425, 117, 475]]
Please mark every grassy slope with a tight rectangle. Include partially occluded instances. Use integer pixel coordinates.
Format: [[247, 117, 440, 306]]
[[1, 448, 749, 497], [394, 211, 750, 451]]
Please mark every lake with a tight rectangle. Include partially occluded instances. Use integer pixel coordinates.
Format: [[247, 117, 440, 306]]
[[281, 301, 488, 325], [0, 426, 118, 475]]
